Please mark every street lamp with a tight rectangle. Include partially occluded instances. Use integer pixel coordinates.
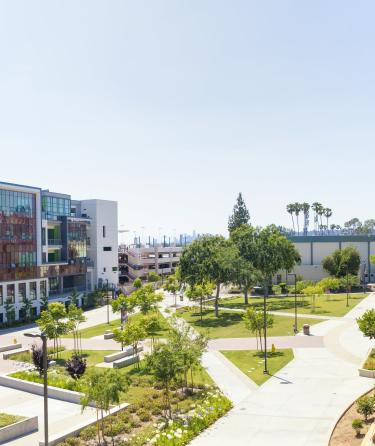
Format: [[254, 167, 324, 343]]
[[263, 282, 269, 375], [24, 331, 48, 446], [288, 273, 298, 334], [346, 265, 349, 307]]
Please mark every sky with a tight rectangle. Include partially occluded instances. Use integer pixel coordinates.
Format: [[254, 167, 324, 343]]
[[0, 1, 374, 241]]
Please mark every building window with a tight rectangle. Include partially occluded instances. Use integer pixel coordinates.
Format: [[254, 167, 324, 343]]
[[6, 284, 15, 303], [103, 226, 106, 238], [18, 283, 26, 300], [103, 247, 112, 252], [29, 282, 37, 300], [112, 267, 118, 272], [103, 267, 106, 272], [40, 281, 47, 298]]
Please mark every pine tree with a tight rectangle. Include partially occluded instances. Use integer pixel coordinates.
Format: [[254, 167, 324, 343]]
[[228, 192, 250, 233]]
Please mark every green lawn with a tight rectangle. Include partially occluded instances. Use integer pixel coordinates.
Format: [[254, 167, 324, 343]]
[[9, 349, 117, 367], [0, 413, 24, 428], [64, 311, 170, 339], [219, 293, 368, 317], [221, 349, 294, 385], [176, 307, 319, 339]]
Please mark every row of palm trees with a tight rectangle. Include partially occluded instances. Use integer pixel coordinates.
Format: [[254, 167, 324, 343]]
[[286, 202, 333, 235]]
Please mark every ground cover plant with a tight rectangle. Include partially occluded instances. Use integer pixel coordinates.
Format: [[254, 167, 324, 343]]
[[0, 413, 24, 428]]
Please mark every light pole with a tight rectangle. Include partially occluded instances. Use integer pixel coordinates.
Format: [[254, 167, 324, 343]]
[[106, 279, 110, 325], [346, 266, 349, 307], [24, 331, 48, 446], [288, 273, 298, 333], [263, 281, 268, 375]]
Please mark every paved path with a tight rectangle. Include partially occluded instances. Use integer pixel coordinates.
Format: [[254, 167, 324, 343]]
[[189, 293, 375, 446], [208, 335, 324, 351]]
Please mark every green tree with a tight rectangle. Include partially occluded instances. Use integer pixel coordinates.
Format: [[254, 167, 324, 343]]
[[148, 271, 160, 284], [113, 320, 146, 365], [67, 304, 87, 353], [243, 307, 273, 351], [142, 313, 163, 351], [302, 284, 323, 313], [180, 235, 238, 317], [357, 309, 375, 340], [132, 284, 163, 314], [228, 192, 250, 233], [133, 278, 142, 289], [356, 396, 374, 422], [81, 368, 129, 444], [70, 288, 79, 306], [322, 247, 361, 277], [233, 256, 260, 305], [185, 282, 214, 321], [36, 302, 70, 358], [286, 203, 296, 233], [111, 293, 136, 328], [352, 419, 363, 437], [22, 296, 33, 323], [163, 274, 180, 306], [146, 343, 181, 418], [318, 277, 341, 294], [40, 293, 49, 312]]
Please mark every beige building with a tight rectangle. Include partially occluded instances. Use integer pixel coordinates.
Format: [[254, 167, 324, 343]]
[[119, 244, 182, 282], [282, 235, 375, 284]]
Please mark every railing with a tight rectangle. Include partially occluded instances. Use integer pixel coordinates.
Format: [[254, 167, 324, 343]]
[[48, 239, 62, 245]]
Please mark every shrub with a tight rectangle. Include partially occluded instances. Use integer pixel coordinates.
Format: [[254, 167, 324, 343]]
[[137, 408, 152, 422], [79, 425, 96, 441], [128, 404, 138, 413], [31, 344, 47, 376], [357, 396, 374, 422], [65, 355, 87, 380], [352, 418, 363, 436]]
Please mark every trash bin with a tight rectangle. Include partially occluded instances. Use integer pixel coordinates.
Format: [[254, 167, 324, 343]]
[[303, 324, 310, 336]]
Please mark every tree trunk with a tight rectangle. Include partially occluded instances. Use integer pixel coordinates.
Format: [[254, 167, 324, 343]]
[[214, 283, 220, 318], [190, 367, 194, 392], [200, 297, 203, 321], [244, 288, 249, 305]]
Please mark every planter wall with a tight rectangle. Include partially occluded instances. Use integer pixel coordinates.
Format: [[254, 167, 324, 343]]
[[358, 348, 375, 378], [0, 416, 38, 444]]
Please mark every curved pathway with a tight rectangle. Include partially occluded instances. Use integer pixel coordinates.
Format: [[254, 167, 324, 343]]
[[189, 293, 375, 446]]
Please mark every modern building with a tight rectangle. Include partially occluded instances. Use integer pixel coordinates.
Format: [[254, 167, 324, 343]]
[[0, 181, 118, 322], [119, 243, 182, 283], [284, 235, 375, 283]]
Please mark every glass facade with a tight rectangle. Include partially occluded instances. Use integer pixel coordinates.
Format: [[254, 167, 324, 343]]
[[18, 283, 26, 299], [68, 221, 88, 260], [29, 281, 37, 300], [42, 195, 70, 220], [0, 189, 37, 281]]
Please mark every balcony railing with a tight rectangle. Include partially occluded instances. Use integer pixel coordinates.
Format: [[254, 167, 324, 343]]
[[48, 239, 62, 245]]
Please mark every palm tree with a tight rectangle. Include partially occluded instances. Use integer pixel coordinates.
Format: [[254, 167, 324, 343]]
[[286, 204, 296, 233], [311, 202, 321, 232], [294, 202, 302, 235], [301, 202, 310, 235], [324, 208, 333, 232]]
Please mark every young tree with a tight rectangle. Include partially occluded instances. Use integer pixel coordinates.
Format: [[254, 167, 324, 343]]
[[322, 247, 361, 277], [113, 320, 146, 365], [81, 369, 129, 444], [318, 277, 341, 294], [67, 304, 87, 353], [233, 257, 260, 305], [70, 288, 79, 306], [66, 354, 87, 380], [148, 271, 160, 284], [357, 309, 375, 340], [185, 282, 214, 321], [111, 293, 135, 328], [36, 302, 70, 358], [132, 284, 163, 315], [163, 274, 180, 306], [142, 313, 163, 351], [22, 296, 33, 323], [356, 396, 374, 422], [243, 307, 273, 351], [352, 419, 363, 437], [4, 298, 15, 326], [228, 192, 250, 233], [40, 293, 49, 312], [146, 344, 181, 418], [302, 285, 323, 313]]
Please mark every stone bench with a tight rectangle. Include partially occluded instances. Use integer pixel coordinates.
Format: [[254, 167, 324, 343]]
[[3, 348, 29, 360], [113, 354, 139, 369], [0, 343, 22, 353], [104, 330, 114, 340], [104, 346, 143, 363]]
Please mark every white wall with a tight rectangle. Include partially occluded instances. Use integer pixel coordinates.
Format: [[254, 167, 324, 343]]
[[81, 199, 118, 288]]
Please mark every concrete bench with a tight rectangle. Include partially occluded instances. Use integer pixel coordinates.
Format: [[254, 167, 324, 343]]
[[3, 348, 29, 360], [0, 343, 22, 353], [104, 330, 114, 340], [104, 346, 143, 363], [113, 354, 139, 369]]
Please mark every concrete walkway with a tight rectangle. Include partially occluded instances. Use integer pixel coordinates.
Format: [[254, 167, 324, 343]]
[[189, 293, 375, 446]]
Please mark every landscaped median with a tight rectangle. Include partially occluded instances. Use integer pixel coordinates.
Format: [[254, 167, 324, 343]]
[[220, 349, 294, 385], [176, 307, 319, 339]]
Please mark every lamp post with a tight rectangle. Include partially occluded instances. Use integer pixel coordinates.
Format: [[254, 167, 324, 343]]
[[346, 266, 349, 307], [288, 273, 298, 333], [263, 281, 268, 375], [24, 331, 48, 446], [105, 279, 110, 325]]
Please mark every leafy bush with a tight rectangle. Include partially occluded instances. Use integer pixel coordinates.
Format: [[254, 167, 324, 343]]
[[10, 370, 80, 392], [137, 408, 152, 422], [31, 344, 47, 376], [65, 355, 87, 380], [357, 396, 374, 421], [352, 418, 363, 436]]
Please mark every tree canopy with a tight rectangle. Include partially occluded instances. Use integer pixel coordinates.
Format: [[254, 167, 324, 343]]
[[228, 192, 250, 233], [322, 246, 361, 277]]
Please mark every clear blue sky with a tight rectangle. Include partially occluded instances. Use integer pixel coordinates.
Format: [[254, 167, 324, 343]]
[[1, 1, 374, 239]]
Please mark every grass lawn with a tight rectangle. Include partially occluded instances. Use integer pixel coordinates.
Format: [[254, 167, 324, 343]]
[[0, 413, 24, 428], [220, 293, 368, 317], [64, 311, 170, 339], [221, 349, 294, 385], [176, 307, 319, 339]]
